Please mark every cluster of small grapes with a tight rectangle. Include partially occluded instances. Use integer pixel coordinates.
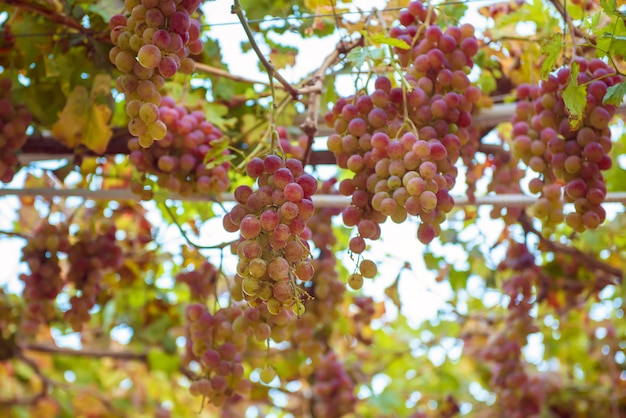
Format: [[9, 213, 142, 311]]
[[310, 351, 358, 418], [185, 303, 252, 407], [176, 260, 218, 302], [478, 242, 545, 417], [231, 303, 293, 347], [486, 150, 525, 224], [19, 221, 71, 332], [276, 126, 308, 160], [325, 1, 481, 249], [64, 225, 124, 332], [511, 58, 622, 232], [128, 96, 230, 200], [223, 155, 317, 316], [109, 0, 203, 146], [0, 78, 32, 183]]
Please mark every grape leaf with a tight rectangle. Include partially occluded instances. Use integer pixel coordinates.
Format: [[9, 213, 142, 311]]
[[603, 80, 626, 105], [562, 62, 587, 129], [540, 33, 563, 79], [600, 0, 616, 14], [147, 348, 180, 374], [87, 0, 125, 21], [368, 32, 410, 50], [51, 74, 113, 154]]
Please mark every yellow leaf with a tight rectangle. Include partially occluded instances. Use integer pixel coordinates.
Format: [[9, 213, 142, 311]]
[[51, 74, 113, 154]]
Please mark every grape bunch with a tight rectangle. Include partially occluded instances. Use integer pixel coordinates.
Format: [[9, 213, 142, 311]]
[[310, 351, 358, 418], [223, 154, 317, 316], [128, 96, 231, 199], [0, 78, 32, 183], [185, 303, 252, 407], [19, 221, 71, 332], [473, 242, 544, 418], [64, 224, 123, 332], [325, 1, 481, 250], [511, 58, 622, 232], [109, 0, 203, 147]]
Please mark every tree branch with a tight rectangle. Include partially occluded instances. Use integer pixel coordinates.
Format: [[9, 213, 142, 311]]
[[547, 0, 594, 44], [231, 0, 299, 98], [19, 342, 196, 380], [193, 62, 274, 88], [519, 213, 623, 281], [3, 0, 102, 40]]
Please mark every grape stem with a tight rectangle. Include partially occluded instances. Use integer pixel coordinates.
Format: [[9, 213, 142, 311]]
[[193, 62, 275, 88], [299, 36, 364, 164], [162, 201, 236, 251], [231, 0, 299, 98]]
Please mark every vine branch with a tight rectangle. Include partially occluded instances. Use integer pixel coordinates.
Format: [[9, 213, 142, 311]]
[[3, 0, 106, 41], [231, 0, 300, 98], [193, 62, 275, 88], [20, 342, 196, 380], [519, 213, 623, 280], [162, 201, 236, 251]]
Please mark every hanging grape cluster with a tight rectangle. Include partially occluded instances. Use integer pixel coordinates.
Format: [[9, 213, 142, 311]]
[[511, 57, 622, 232], [176, 259, 218, 302], [19, 221, 71, 332], [186, 303, 252, 407], [223, 155, 317, 315], [64, 224, 123, 331], [0, 78, 32, 183], [109, 0, 203, 147], [128, 96, 231, 199], [471, 242, 550, 418], [325, 0, 481, 254], [19, 220, 124, 333], [310, 351, 358, 418]]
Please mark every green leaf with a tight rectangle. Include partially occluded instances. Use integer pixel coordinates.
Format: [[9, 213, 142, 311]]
[[147, 348, 181, 374], [603, 80, 626, 105], [368, 33, 410, 50], [562, 62, 587, 129], [540, 34, 563, 79], [50, 74, 113, 154], [87, 0, 125, 22], [600, 0, 616, 14]]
